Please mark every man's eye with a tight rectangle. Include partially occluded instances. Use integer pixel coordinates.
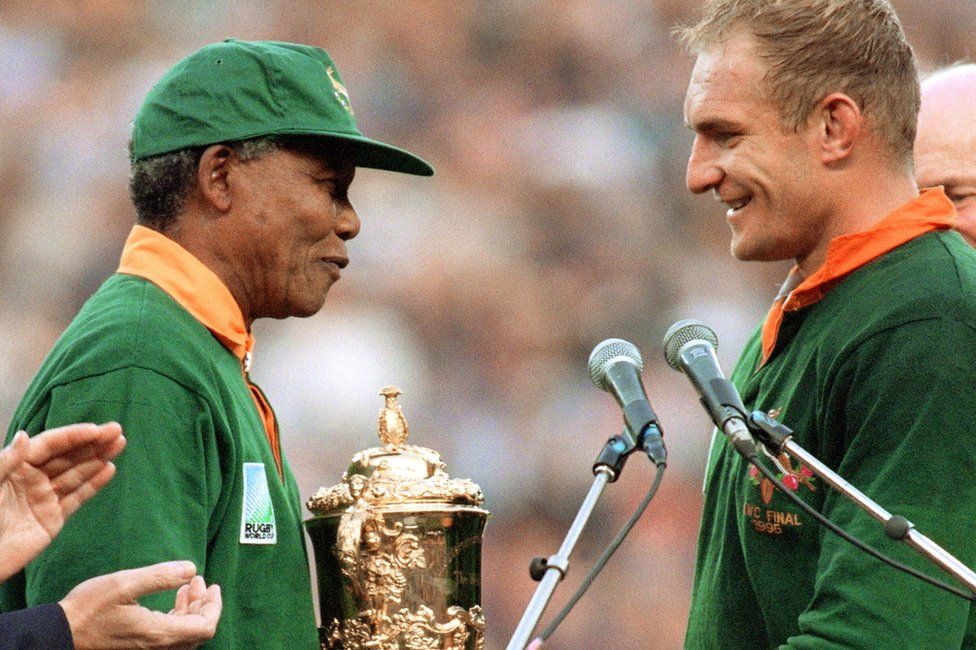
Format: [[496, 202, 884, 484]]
[[947, 189, 976, 204], [708, 131, 741, 148], [328, 183, 351, 203]]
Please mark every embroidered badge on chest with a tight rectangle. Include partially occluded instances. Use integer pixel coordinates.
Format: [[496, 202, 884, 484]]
[[241, 462, 277, 544], [743, 446, 816, 536]]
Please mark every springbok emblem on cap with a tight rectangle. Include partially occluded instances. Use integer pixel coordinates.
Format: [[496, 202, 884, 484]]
[[325, 66, 353, 116]]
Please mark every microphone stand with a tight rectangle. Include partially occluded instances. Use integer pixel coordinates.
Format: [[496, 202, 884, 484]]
[[505, 432, 636, 650], [747, 411, 976, 593]]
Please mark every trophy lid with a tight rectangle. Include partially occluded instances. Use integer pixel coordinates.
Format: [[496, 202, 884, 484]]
[[307, 386, 485, 517]]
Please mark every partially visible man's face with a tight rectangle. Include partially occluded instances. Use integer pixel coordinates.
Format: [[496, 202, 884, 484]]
[[915, 66, 976, 245], [230, 146, 360, 320], [684, 33, 827, 267]]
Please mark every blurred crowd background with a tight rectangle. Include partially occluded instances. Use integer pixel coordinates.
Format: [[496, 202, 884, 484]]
[[0, 1, 973, 647]]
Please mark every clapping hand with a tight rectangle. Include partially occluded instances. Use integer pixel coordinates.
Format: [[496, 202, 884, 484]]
[[0, 422, 125, 580], [60, 561, 221, 649]]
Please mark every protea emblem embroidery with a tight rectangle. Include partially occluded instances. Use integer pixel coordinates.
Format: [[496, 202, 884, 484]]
[[749, 453, 816, 504]]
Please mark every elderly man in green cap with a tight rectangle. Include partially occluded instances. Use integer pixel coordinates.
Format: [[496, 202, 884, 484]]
[[0, 39, 432, 648]]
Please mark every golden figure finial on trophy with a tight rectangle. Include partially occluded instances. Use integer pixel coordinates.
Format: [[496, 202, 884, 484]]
[[378, 386, 409, 448]]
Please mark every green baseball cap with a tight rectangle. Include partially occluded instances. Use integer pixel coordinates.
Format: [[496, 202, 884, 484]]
[[130, 39, 433, 176]]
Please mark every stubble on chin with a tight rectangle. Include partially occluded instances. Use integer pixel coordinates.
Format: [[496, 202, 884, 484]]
[[729, 235, 788, 263]]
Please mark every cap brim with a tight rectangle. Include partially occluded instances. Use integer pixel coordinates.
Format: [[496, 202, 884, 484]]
[[320, 133, 434, 176]]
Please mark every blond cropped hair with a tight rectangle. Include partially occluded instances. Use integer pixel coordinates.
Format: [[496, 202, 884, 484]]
[[677, 0, 919, 162]]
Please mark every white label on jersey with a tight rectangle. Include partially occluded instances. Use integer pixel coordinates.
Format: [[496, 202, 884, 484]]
[[240, 462, 277, 544]]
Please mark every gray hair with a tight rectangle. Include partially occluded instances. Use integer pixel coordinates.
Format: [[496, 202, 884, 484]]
[[128, 137, 280, 231]]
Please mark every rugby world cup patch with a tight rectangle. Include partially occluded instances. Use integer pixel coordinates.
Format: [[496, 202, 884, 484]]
[[240, 463, 277, 544]]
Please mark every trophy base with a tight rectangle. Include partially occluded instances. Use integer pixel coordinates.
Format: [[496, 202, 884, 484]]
[[319, 604, 485, 649]]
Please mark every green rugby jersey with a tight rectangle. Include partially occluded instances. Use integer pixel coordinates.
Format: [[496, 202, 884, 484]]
[[0, 227, 318, 649], [687, 194, 976, 648]]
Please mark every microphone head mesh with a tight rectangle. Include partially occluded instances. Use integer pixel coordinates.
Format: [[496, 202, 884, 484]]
[[588, 338, 643, 392], [662, 319, 719, 370]]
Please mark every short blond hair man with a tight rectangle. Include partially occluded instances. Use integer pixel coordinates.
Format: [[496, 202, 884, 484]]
[[679, 1, 976, 647]]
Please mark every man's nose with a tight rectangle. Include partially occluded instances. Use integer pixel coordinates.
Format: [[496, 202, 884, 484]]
[[686, 136, 723, 194], [337, 203, 361, 240]]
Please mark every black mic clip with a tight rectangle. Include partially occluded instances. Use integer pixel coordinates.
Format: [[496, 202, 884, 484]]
[[592, 431, 636, 481], [592, 425, 667, 480], [746, 410, 793, 455], [641, 423, 668, 467]]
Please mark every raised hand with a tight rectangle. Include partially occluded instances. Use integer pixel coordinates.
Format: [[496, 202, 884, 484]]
[[0, 422, 125, 579]]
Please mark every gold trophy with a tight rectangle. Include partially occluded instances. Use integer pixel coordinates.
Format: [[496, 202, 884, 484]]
[[306, 387, 489, 649]]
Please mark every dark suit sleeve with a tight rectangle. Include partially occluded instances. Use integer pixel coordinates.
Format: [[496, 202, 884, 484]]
[[0, 602, 73, 649]]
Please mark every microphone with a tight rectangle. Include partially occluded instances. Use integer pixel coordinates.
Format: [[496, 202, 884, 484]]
[[588, 339, 667, 465], [662, 320, 756, 457]]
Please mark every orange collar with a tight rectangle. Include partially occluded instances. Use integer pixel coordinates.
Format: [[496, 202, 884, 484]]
[[117, 225, 254, 364], [760, 188, 956, 365]]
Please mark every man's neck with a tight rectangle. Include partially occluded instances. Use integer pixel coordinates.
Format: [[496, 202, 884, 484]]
[[795, 166, 919, 276], [161, 212, 257, 329]]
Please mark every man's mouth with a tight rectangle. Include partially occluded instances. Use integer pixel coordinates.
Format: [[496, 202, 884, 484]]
[[319, 256, 348, 281], [725, 197, 752, 217]]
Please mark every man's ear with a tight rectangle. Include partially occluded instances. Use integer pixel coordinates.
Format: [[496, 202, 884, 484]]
[[814, 92, 862, 164], [197, 144, 235, 212]]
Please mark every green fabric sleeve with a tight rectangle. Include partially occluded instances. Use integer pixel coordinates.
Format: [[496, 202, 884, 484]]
[[23, 367, 224, 613], [784, 318, 976, 648]]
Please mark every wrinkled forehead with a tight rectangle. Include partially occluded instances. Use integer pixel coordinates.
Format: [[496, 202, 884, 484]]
[[914, 132, 976, 187]]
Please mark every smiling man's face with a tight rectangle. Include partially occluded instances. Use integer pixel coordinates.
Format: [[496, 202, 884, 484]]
[[228, 145, 361, 321], [684, 32, 828, 267]]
